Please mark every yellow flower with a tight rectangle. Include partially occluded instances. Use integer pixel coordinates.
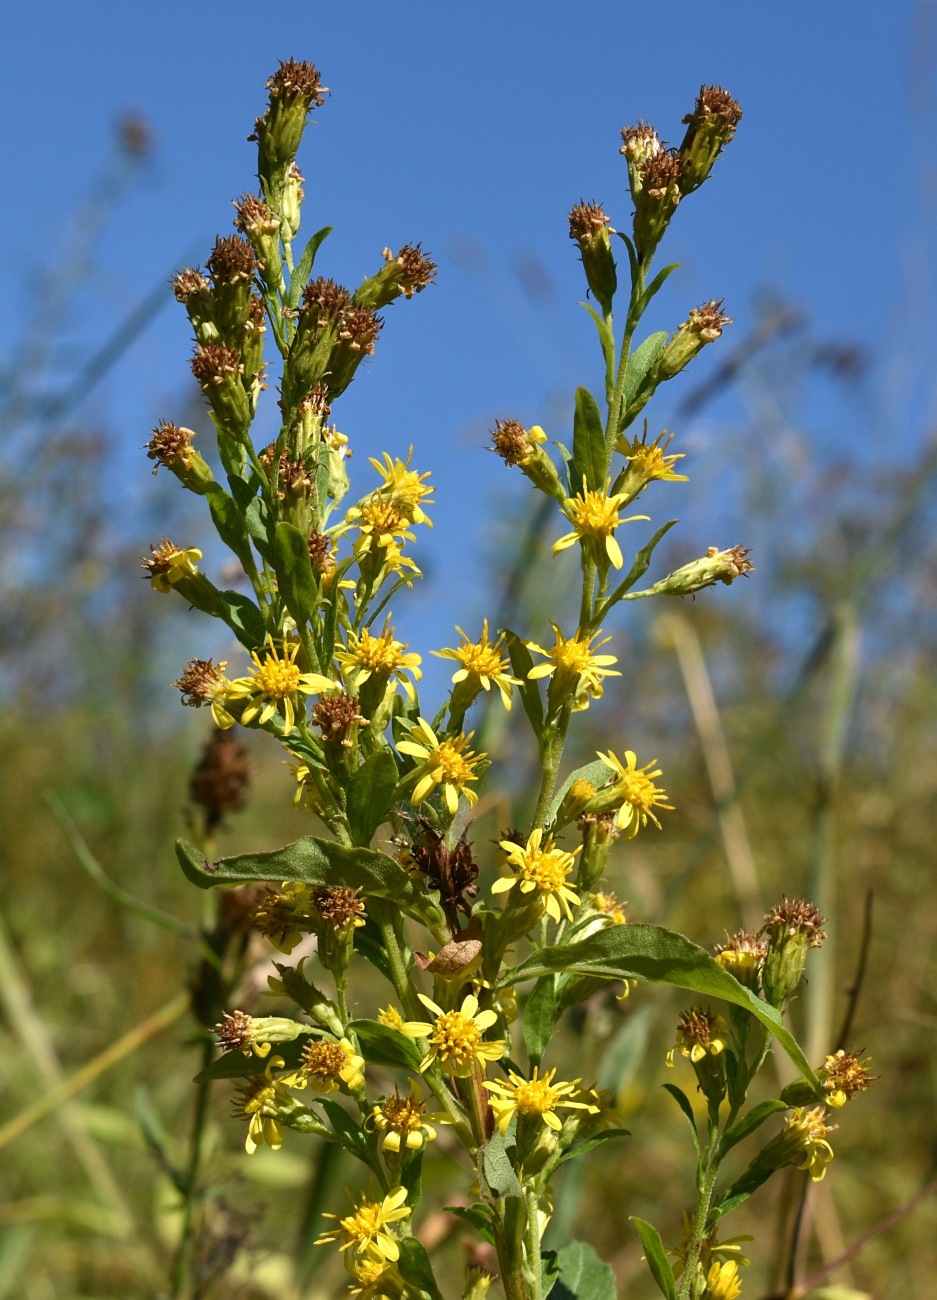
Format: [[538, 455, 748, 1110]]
[[399, 993, 505, 1077], [590, 891, 627, 926], [494, 828, 581, 922], [345, 1255, 394, 1299], [596, 749, 674, 836], [287, 1036, 365, 1094], [616, 427, 689, 485], [251, 882, 312, 954], [527, 623, 620, 707], [316, 1186, 411, 1263], [552, 478, 649, 570], [396, 718, 484, 814], [368, 1081, 451, 1152], [346, 497, 416, 554], [369, 448, 434, 525], [231, 1056, 295, 1155], [432, 621, 521, 710], [335, 618, 422, 702], [706, 1260, 743, 1300], [483, 1067, 596, 1135], [226, 639, 334, 732], [142, 539, 202, 593], [376, 1005, 407, 1031], [786, 1106, 836, 1181], [666, 1007, 728, 1067]]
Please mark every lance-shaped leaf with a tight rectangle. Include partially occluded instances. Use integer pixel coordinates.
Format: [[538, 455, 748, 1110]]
[[288, 225, 334, 309], [174, 836, 446, 937], [346, 750, 399, 847], [477, 1130, 522, 1200], [523, 976, 557, 1068], [273, 521, 318, 631], [553, 1128, 630, 1168], [619, 330, 668, 431], [218, 590, 267, 650], [397, 1236, 444, 1300], [550, 1240, 616, 1300], [505, 630, 543, 738], [346, 1019, 423, 1072], [572, 386, 607, 492], [498, 924, 821, 1090], [629, 1219, 676, 1300], [592, 519, 679, 624]]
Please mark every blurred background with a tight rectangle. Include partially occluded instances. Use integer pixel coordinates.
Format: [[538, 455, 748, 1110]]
[[1, 1, 936, 1296]]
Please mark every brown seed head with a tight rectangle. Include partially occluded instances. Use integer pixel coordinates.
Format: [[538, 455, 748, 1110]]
[[684, 85, 743, 136], [233, 192, 281, 237], [172, 268, 208, 303], [301, 1038, 350, 1079], [251, 888, 309, 949], [217, 1010, 254, 1056], [706, 544, 754, 584], [312, 885, 366, 933], [568, 201, 611, 243], [144, 421, 196, 475], [761, 897, 827, 947], [206, 235, 258, 285], [303, 385, 332, 418], [275, 455, 316, 499], [190, 729, 250, 828], [302, 276, 351, 324], [141, 538, 184, 578], [714, 929, 767, 961], [821, 1049, 875, 1102], [684, 299, 732, 342], [643, 150, 685, 199], [173, 658, 228, 708], [339, 305, 382, 354], [266, 59, 328, 108], [488, 418, 535, 467], [307, 529, 337, 575], [619, 121, 661, 164], [388, 243, 437, 297], [498, 826, 528, 848], [190, 342, 243, 388], [246, 294, 267, 333], [311, 692, 368, 741], [677, 1006, 723, 1049]]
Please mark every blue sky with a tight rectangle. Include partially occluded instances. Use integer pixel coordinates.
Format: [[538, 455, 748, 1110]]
[[3, 0, 934, 692]]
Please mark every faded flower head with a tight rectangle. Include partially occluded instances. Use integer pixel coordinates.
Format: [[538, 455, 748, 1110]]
[[714, 930, 766, 991], [312, 885, 366, 935], [820, 1049, 874, 1109], [684, 299, 732, 342], [568, 200, 611, 243], [488, 418, 547, 468], [266, 58, 328, 108], [619, 121, 661, 167], [142, 539, 202, 593], [206, 234, 258, 285], [297, 1036, 365, 1093], [251, 883, 312, 954], [667, 1007, 727, 1066], [145, 421, 196, 475], [190, 727, 250, 827], [311, 692, 369, 745], [407, 817, 479, 927]]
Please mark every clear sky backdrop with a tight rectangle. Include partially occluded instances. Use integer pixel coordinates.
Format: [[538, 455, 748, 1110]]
[[3, 0, 936, 690]]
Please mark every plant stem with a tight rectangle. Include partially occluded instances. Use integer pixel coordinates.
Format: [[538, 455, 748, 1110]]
[[676, 1154, 719, 1300], [524, 1185, 543, 1300], [170, 1038, 213, 1298]]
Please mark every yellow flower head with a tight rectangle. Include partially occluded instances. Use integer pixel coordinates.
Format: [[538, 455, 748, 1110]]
[[369, 1080, 450, 1152], [346, 497, 415, 552], [432, 621, 521, 710], [396, 717, 484, 814], [483, 1067, 597, 1135], [226, 639, 335, 733], [316, 1186, 411, 1263], [231, 1056, 294, 1155], [527, 623, 620, 708], [344, 1254, 393, 1300], [667, 1007, 728, 1067], [251, 882, 312, 954], [785, 1106, 836, 1181], [172, 656, 234, 729], [596, 749, 674, 837], [552, 478, 649, 570], [335, 618, 422, 702], [706, 1260, 743, 1300], [369, 448, 434, 525], [494, 828, 581, 923], [667, 1216, 752, 1280], [714, 931, 766, 991], [590, 891, 627, 926], [290, 1036, 365, 1094], [376, 1005, 407, 1031], [819, 1049, 874, 1109], [399, 993, 505, 1077], [142, 539, 202, 593], [617, 427, 689, 486]]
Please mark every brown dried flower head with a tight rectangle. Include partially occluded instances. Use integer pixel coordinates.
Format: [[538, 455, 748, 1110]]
[[144, 421, 195, 475], [684, 299, 733, 342], [643, 150, 685, 201], [311, 692, 368, 742], [385, 243, 437, 297], [251, 887, 310, 951], [302, 276, 352, 325], [190, 729, 250, 827], [173, 658, 228, 708], [274, 454, 316, 500], [266, 59, 328, 108], [619, 121, 661, 165], [568, 200, 611, 244], [301, 1038, 351, 1080], [488, 418, 536, 467], [217, 1010, 254, 1056], [307, 529, 337, 575], [676, 1006, 727, 1054], [761, 897, 827, 946], [820, 1049, 875, 1106], [339, 305, 382, 354], [684, 85, 743, 137], [707, 545, 754, 585], [408, 817, 479, 932], [206, 234, 258, 286], [190, 342, 243, 389], [172, 267, 209, 303], [312, 885, 366, 933], [233, 192, 281, 237], [246, 294, 267, 333]]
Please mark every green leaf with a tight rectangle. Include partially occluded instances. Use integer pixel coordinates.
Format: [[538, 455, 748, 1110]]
[[614, 231, 638, 285], [353, 913, 393, 983], [400, 1146, 424, 1207], [553, 1128, 630, 1167], [244, 497, 275, 563], [621, 331, 668, 417], [316, 1097, 372, 1167], [273, 521, 318, 629], [346, 750, 399, 847], [581, 303, 616, 369], [662, 1083, 701, 1161], [629, 1219, 676, 1300], [550, 1240, 616, 1300], [444, 1204, 495, 1245], [594, 519, 679, 621], [523, 977, 557, 1068], [541, 1250, 560, 1296], [717, 1099, 787, 1161], [205, 485, 253, 568], [499, 924, 821, 1090], [572, 386, 607, 491], [477, 1130, 522, 1200], [397, 1236, 443, 1300], [195, 1034, 311, 1082], [712, 1164, 775, 1221], [597, 1005, 654, 1094], [505, 631, 543, 738], [288, 226, 334, 309], [636, 263, 680, 316], [346, 1019, 423, 1072], [548, 759, 613, 827], [218, 591, 267, 650], [553, 441, 577, 497]]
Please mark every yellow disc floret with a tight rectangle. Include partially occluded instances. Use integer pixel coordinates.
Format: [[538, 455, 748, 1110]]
[[527, 623, 620, 708], [432, 620, 521, 710], [226, 639, 334, 733], [335, 617, 422, 701], [399, 993, 505, 1077], [483, 1067, 596, 1135]]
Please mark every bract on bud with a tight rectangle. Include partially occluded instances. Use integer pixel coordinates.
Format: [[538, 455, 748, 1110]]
[[205, 235, 258, 339], [172, 268, 218, 344], [281, 163, 304, 242], [354, 244, 437, 310], [576, 811, 619, 887], [568, 201, 617, 313], [254, 60, 328, 205], [759, 897, 826, 1008], [648, 545, 754, 597], [677, 85, 743, 196], [650, 300, 732, 387]]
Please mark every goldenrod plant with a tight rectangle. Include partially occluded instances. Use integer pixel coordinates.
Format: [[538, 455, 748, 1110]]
[[146, 62, 873, 1300]]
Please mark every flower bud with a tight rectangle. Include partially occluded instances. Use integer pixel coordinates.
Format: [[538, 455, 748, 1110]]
[[759, 898, 826, 1008], [205, 235, 258, 339], [677, 86, 743, 196], [190, 343, 251, 440], [650, 300, 732, 388], [253, 60, 328, 203], [568, 201, 617, 313], [463, 1268, 494, 1300], [172, 268, 219, 344], [576, 811, 618, 887], [233, 191, 283, 291], [647, 545, 754, 597], [354, 244, 437, 309], [268, 959, 345, 1037], [144, 422, 214, 494]]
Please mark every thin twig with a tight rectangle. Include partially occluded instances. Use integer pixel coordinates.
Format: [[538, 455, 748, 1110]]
[[835, 888, 874, 1052]]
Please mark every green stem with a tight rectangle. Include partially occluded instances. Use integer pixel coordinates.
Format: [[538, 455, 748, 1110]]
[[525, 1185, 543, 1300], [676, 1155, 719, 1300], [604, 255, 650, 466], [170, 1039, 213, 1298], [579, 553, 596, 628], [493, 1200, 529, 1300]]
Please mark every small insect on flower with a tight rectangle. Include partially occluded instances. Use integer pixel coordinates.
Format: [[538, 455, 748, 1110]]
[[399, 993, 505, 1077], [316, 1187, 411, 1263], [667, 1007, 728, 1066], [335, 618, 422, 702], [596, 749, 674, 837], [396, 718, 484, 814], [432, 621, 521, 711], [231, 1057, 296, 1155], [225, 638, 335, 733], [368, 448, 434, 525], [494, 828, 581, 922], [552, 478, 649, 571], [368, 1080, 451, 1152], [291, 1036, 365, 1094], [483, 1067, 597, 1135], [526, 623, 620, 706], [172, 657, 234, 729], [819, 1049, 874, 1109], [141, 539, 203, 593]]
